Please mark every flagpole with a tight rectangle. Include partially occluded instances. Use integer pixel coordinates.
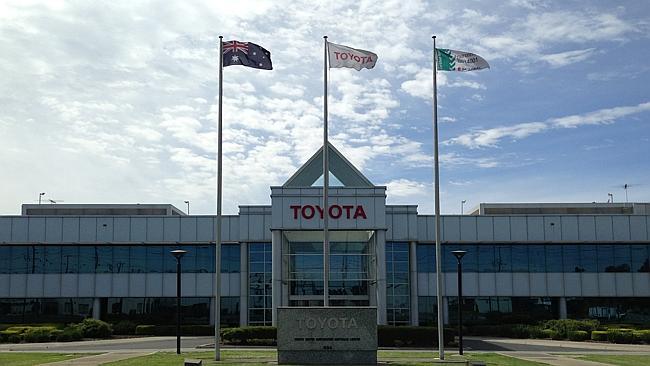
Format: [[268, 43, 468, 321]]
[[322, 35, 330, 307], [215, 35, 223, 361], [432, 35, 445, 360]]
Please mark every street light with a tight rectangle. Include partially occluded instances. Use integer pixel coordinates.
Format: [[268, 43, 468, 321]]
[[171, 249, 187, 355], [461, 200, 466, 215], [451, 250, 467, 355], [184, 200, 190, 215], [38, 192, 46, 205], [607, 193, 613, 203]]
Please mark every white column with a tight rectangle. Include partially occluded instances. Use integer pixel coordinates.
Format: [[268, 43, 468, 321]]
[[409, 241, 419, 326], [375, 230, 387, 325], [239, 242, 248, 327], [92, 298, 101, 320], [271, 230, 282, 326], [559, 297, 568, 319]]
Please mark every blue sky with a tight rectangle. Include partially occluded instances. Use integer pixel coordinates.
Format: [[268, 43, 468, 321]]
[[1, 0, 649, 215]]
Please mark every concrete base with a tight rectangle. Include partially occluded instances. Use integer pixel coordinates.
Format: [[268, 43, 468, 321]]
[[278, 350, 376, 365]]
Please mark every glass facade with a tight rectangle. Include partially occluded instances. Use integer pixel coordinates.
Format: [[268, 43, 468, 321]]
[[446, 297, 557, 325], [286, 241, 371, 305], [416, 243, 650, 273], [105, 297, 210, 324], [248, 242, 272, 326], [0, 298, 93, 323], [567, 297, 650, 323], [0, 244, 240, 274], [417, 296, 437, 326], [221, 296, 240, 327], [386, 242, 409, 325]]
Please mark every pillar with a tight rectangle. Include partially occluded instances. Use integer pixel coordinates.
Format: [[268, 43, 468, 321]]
[[559, 297, 567, 319], [239, 242, 248, 326], [271, 230, 282, 326], [92, 298, 101, 320], [409, 241, 419, 326], [375, 230, 387, 325]]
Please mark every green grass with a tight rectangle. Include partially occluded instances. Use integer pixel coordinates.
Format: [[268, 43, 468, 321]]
[[102, 350, 547, 366], [0, 352, 89, 366], [575, 354, 650, 366]]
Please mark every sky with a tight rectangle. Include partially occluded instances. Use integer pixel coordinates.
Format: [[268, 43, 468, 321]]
[[1, 0, 649, 215]]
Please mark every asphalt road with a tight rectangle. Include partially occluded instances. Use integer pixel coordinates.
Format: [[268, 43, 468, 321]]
[[1, 336, 649, 354]]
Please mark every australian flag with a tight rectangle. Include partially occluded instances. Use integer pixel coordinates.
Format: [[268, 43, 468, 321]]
[[222, 40, 272, 70]]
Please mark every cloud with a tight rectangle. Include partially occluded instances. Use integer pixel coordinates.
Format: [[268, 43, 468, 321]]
[[384, 179, 428, 198], [540, 48, 596, 67], [447, 102, 650, 148]]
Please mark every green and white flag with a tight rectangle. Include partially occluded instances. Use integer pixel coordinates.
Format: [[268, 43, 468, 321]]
[[436, 48, 489, 71]]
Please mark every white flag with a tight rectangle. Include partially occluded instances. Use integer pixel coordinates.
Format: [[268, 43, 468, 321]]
[[436, 48, 489, 72], [328, 42, 377, 71]]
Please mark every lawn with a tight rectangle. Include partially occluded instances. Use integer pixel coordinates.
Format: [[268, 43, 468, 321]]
[[575, 354, 650, 366], [103, 350, 547, 366], [0, 352, 89, 366]]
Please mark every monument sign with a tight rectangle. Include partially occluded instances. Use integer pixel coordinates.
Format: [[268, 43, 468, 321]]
[[277, 307, 377, 365]]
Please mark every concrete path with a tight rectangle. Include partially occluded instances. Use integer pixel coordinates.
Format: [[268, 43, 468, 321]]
[[39, 351, 151, 366]]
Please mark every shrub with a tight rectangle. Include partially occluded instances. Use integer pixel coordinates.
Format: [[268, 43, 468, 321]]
[[607, 329, 635, 344], [221, 326, 277, 345], [112, 321, 137, 335], [8, 334, 22, 343], [568, 330, 589, 341], [541, 319, 599, 339], [79, 319, 112, 339], [22, 327, 57, 343], [56, 326, 84, 342], [591, 330, 608, 341], [633, 330, 650, 344], [528, 326, 547, 339], [377, 326, 455, 347]]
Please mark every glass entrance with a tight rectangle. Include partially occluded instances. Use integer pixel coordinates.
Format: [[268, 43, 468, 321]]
[[283, 231, 375, 307]]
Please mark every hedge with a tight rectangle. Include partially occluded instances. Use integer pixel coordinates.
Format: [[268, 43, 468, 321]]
[[112, 320, 137, 335], [135, 325, 214, 336], [568, 330, 589, 341], [607, 329, 635, 344], [633, 330, 650, 344], [56, 326, 84, 342], [377, 326, 455, 347], [221, 326, 277, 345], [591, 331, 608, 341]]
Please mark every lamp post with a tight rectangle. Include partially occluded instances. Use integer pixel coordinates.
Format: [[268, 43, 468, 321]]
[[461, 200, 466, 215], [38, 192, 45, 204], [171, 249, 187, 355], [451, 250, 467, 355], [184, 200, 190, 215]]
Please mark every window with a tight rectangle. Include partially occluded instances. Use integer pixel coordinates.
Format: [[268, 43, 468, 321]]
[[145, 246, 164, 273], [528, 245, 546, 272], [545, 245, 563, 272], [248, 243, 272, 326], [631, 245, 650, 272], [477, 245, 495, 272], [611, 245, 631, 272], [511, 245, 528, 272], [563, 245, 581, 272], [580, 245, 598, 272], [416, 244, 435, 273], [493, 245, 511, 272], [386, 242, 409, 325], [597, 245, 615, 272], [221, 296, 240, 327], [61, 246, 78, 274], [221, 244, 240, 273], [418, 296, 437, 326]]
